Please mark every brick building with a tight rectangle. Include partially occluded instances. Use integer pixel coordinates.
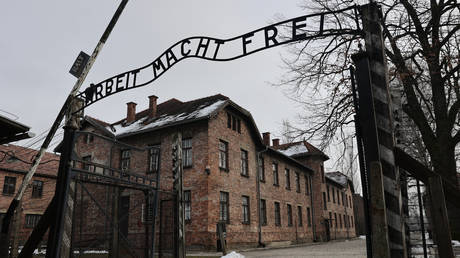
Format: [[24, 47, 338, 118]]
[[0, 144, 59, 244], [71, 93, 356, 250]]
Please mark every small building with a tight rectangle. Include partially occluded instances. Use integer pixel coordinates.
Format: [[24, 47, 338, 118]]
[[0, 144, 59, 244]]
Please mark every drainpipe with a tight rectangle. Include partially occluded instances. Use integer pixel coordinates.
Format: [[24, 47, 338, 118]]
[[256, 147, 268, 247]]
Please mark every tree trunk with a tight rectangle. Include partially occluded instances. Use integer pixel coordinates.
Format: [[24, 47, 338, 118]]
[[430, 141, 460, 240]]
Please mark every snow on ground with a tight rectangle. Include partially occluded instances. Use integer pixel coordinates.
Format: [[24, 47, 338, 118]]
[[222, 251, 245, 258]]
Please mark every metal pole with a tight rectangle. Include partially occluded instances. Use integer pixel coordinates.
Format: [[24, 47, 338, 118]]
[[0, 1, 129, 254], [416, 180, 427, 258], [350, 65, 372, 258], [172, 132, 185, 258]]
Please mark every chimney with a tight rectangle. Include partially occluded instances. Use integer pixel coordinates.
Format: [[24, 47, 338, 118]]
[[148, 95, 158, 119], [126, 102, 137, 124], [262, 132, 271, 146], [272, 138, 280, 147]]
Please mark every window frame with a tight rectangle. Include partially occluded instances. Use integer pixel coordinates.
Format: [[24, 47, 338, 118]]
[[240, 149, 249, 177], [31, 180, 43, 198], [258, 157, 265, 182], [184, 190, 191, 222], [297, 206, 303, 227], [307, 207, 311, 227], [274, 202, 281, 226], [242, 195, 250, 224], [219, 191, 230, 223], [272, 163, 279, 186], [148, 145, 161, 174], [323, 192, 327, 210], [24, 214, 41, 228], [182, 138, 193, 168], [287, 204, 293, 227], [260, 199, 267, 226], [285, 168, 290, 190], [295, 172, 300, 193], [305, 175, 310, 195], [2, 176, 16, 196], [218, 140, 229, 171], [120, 149, 131, 172]]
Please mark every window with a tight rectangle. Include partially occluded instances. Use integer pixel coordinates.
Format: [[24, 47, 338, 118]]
[[307, 207, 311, 227], [219, 140, 228, 170], [329, 212, 332, 227], [3, 176, 16, 195], [25, 214, 41, 228], [242, 196, 250, 224], [259, 157, 265, 182], [295, 172, 300, 193], [219, 192, 229, 223], [82, 155, 93, 172], [121, 150, 130, 171], [182, 138, 192, 167], [327, 185, 330, 202], [349, 196, 352, 208], [31, 180, 43, 198], [274, 202, 281, 226], [321, 165, 325, 182], [241, 149, 248, 176], [287, 204, 293, 226], [345, 214, 348, 228], [148, 146, 160, 173], [334, 213, 337, 227], [297, 206, 303, 227], [143, 195, 154, 223], [305, 175, 310, 195], [272, 163, 279, 186], [339, 214, 342, 228], [85, 133, 94, 144], [285, 168, 290, 190], [323, 192, 327, 210], [351, 216, 354, 227], [260, 199, 267, 226], [337, 189, 340, 205], [184, 190, 191, 221], [227, 112, 241, 133], [342, 192, 345, 206], [332, 187, 336, 203]]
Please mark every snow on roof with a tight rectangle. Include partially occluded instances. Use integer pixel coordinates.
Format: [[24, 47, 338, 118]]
[[277, 142, 309, 156], [326, 171, 349, 187], [109, 99, 226, 136]]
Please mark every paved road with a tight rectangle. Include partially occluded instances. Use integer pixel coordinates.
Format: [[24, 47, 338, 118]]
[[240, 238, 366, 258]]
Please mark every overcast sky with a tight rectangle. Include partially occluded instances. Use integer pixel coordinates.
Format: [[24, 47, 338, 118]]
[[1, 1, 350, 171]]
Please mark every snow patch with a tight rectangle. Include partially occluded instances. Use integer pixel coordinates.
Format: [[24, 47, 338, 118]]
[[221, 251, 245, 258], [277, 143, 308, 156], [359, 235, 366, 239], [325, 172, 348, 186]]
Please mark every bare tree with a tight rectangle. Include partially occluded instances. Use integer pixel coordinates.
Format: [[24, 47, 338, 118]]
[[280, 0, 460, 182], [279, 0, 460, 238]]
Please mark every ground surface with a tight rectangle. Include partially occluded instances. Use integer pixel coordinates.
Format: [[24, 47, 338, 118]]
[[239, 238, 366, 258]]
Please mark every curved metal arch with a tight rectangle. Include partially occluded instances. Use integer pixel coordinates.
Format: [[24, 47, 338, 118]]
[[76, 5, 362, 111]]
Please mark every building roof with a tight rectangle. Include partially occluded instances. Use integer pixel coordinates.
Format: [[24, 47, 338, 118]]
[[325, 171, 354, 192], [0, 114, 34, 144], [0, 144, 60, 177], [82, 94, 314, 173], [272, 140, 329, 161], [110, 94, 229, 138]]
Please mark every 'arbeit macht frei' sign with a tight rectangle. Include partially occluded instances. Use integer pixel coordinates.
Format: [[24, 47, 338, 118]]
[[78, 6, 359, 108]]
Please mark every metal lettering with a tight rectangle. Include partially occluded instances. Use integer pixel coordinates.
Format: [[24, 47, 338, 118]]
[[264, 26, 279, 47], [181, 40, 191, 56], [166, 49, 178, 67], [195, 38, 210, 57], [76, 6, 360, 112], [152, 59, 166, 78], [242, 33, 254, 55], [292, 17, 307, 41]]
